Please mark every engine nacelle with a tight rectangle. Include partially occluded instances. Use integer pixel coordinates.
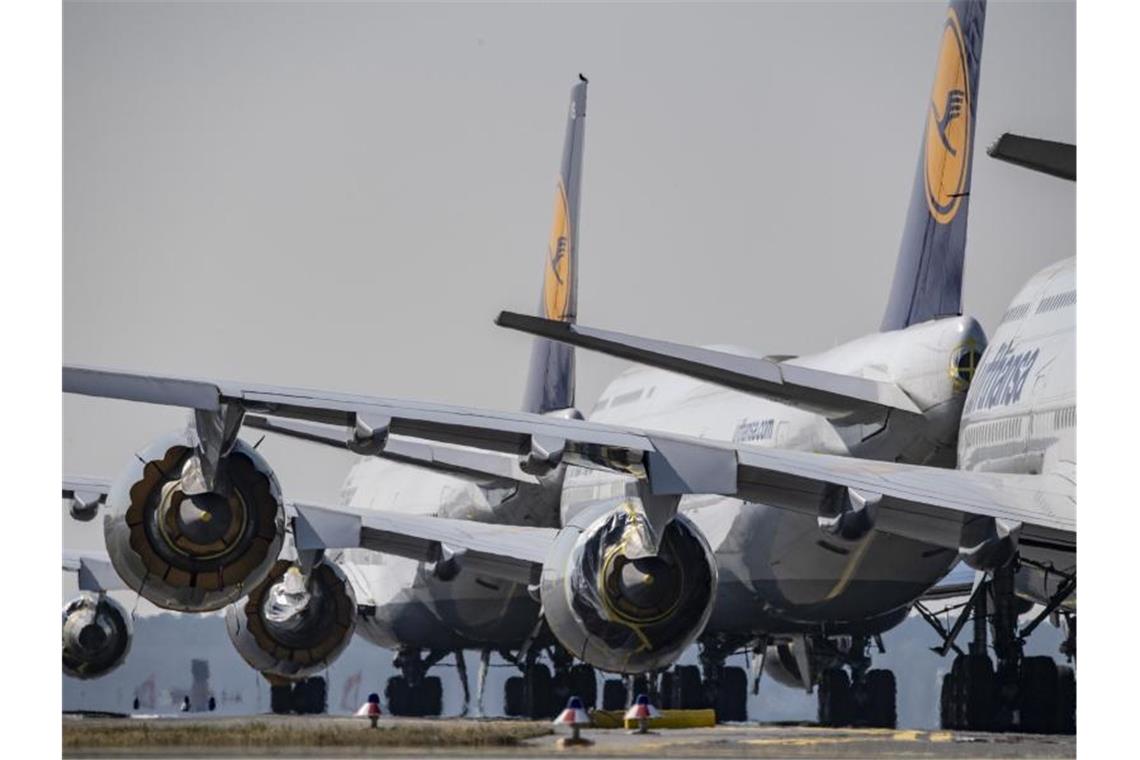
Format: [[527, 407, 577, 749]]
[[541, 499, 717, 674], [225, 559, 357, 680], [63, 593, 132, 680], [103, 431, 286, 612]]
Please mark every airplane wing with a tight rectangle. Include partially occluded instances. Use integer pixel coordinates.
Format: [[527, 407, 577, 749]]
[[63, 550, 128, 592], [64, 365, 1074, 554], [495, 311, 922, 422], [292, 502, 556, 585], [243, 415, 541, 484]]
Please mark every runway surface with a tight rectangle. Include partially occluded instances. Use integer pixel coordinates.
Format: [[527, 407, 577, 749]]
[[63, 714, 1076, 758]]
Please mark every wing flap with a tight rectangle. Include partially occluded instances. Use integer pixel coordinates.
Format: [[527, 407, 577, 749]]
[[244, 415, 539, 484], [291, 503, 556, 585]]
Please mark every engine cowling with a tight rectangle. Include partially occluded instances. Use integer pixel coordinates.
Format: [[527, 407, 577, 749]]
[[63, 593, 132, 680], [541, 499, 717, 674], [225, 559, 357, 680], [103, 431, 286, 612]]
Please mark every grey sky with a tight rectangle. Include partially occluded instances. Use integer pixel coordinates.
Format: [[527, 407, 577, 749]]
[[63, 0, 1074, 572]]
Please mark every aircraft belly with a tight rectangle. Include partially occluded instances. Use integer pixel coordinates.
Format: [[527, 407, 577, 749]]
[[686, 499, 956, 632], [340, 549, 538, 651]]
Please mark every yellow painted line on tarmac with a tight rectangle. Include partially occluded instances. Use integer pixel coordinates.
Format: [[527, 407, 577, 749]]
[[892, 730, 922, 741], [929, 731, 953, 742], [744, 736, 872, 747]]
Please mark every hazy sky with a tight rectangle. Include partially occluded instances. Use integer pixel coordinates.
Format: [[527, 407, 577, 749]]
[[63, 1, 1075, 569]]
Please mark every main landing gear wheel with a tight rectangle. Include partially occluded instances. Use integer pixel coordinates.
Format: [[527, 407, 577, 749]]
[[387, 675, 442, 716], [715, 666, 748, 723], [817, 668, 851, 727], [944, 653, 996, 731], [524, 663, 554, 719], [568, 665, 597, 709], [1056, 665, 1076, 735], [504, 676, 524, 717], [602, 678, 626, 711], [1019, 656, 1059, 734], [862, 669, 897, 729], [269, 677, 328, 715]]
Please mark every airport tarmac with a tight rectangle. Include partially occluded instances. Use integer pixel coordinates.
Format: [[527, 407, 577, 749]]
[[63, 714, 1076, 758]]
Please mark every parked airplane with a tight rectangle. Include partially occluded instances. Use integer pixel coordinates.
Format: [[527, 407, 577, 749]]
[[921, 137, 1075, 734], [62, 0, 1072, 730]]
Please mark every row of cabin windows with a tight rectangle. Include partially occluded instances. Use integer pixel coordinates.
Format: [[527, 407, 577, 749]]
[[1000, 289, 1076, 325], [963, 417, 1024, 448], [1036, 290, 1076, 314]]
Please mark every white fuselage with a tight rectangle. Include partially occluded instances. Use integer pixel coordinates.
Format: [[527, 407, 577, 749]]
[[957, 257, 1076, 608], [563, 315, 986, 635]]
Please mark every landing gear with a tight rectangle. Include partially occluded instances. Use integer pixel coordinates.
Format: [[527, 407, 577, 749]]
[[502, 647, 594, 719], [386, 648, 446, 716], [931, 563, 1076, 734], [817, 668, 850, 727], [602, 678, 626, 710], [268, 676, 328, 715], [808, 636, 896, 729], [715, 666, 748, 722]]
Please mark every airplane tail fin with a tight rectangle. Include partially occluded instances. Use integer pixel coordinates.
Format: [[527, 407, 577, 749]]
[[521, 76, 587, 414], [880, 0, 986, 331]]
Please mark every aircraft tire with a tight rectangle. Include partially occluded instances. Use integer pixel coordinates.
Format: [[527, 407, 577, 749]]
[[951, 653, 996, 731], [524, 663, 553, 719], [297, 677, 327, 714], [385, 676, 410, 716], [602, 678, 626, 711], [675, 665, 703, 709], [817, 668, 851, 727], [569, 664, 597, 709], [418, 676, 443, 716], [504, 676, 524, 717], [939, 671, 957, 730], [270, 683, 292, 715], [716, 666, 748, 723], [864, 669, 897, 728], [659, 671, 676, 709], [1019, 656, 1059, 734], [1056, 665, 1076, 735]]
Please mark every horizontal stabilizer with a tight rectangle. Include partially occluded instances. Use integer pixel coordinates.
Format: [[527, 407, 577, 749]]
[[244, 415, 539, 484], [496, 311, 922, 421], [987, 133, 1075, 181], [292, 502, 555, 586]]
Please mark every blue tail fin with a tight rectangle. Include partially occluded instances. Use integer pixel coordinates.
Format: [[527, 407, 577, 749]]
[[522, 76, 587, 414], [881, 0, 986, 331]]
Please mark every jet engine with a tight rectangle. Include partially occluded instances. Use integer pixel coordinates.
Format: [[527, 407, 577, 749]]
[[103, 431, 286, 612], [225, 559, 357, 679], [62, 593, 132, 679], [541, 499, 717, 674]]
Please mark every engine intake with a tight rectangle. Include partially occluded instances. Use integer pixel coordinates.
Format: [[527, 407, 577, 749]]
[[103, 432, 286, 612], [63, 593, 132, 680], [225, 559, 357, 680], [541, 499, 716, 674]]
